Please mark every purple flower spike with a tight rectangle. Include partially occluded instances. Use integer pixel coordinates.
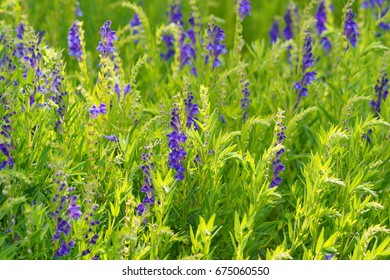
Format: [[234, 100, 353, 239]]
[[55, 240, 71, 258], [344, 10, 359, 48], [283, 8, 294, 40], [184, 92, 199, 130], [16, 23, 25, 40], [294, 32, 316, 108], [97, 21, 118, 57], [370, 72, 389, 116], [167, 106, 187, 181], [205, 23, 227, 70], [315, 1, 332, 51], [270, 20, 280, 43], [238, 0, 252, 21], [68, 21, 83, 61], [137, 203, 146, 216]]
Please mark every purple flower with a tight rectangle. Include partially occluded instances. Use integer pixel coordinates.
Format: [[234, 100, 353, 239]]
[[130, 13, 142, 44], [76, 1, 83, 17], [67, 196, 82, 220], [362, 0, 385, 8], [90, 234, 99, 244], [269, 121, 287, 188], [89, 103, 107, 118], [114, 83, 131, 101], [103, 134, 119, 142], [54, 240, 71, 258], [137, 203, 146, 216], [169, 3, 183, 25], [315, 1, 332, 51], [97, 21, 118, 57], [53, 217, 71, 241], [270, 19, 280, 43], [205, 23, 227, 69], [294, 32, 316, 108], [160, 34, 176, 61], [240, 79, 251, 122], [283, 8, 294, 40], [370, 72, 389, 116], [344, 10, 359, 48], [325, 253, 334, 260], [68, 21, 83, 61], [16, 23, 25, 40], [167, 106, 187, 181], [184, 92, 199, 130], [238, 0, 252, 21]]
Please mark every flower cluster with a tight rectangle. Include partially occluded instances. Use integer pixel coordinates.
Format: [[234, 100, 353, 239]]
[[184, 91, 199, 130], [283, 7, 294, 40], [238, 0, 252, 21], [240, 76, 251, 122], [362, 0, 390, 32], [344, 10, 359, 48], [270, 19, 280, 43], [114, 83, 131, 101], [137, 151, 155, 218], [205, 22, 227, 70], [68, 21, 83, 61], [89, 103, 107, 118], [270, 111, 287, 188], [130, 13, 142, 44], [161, 3, 183, 61], [97, 21, 118, 57], [294, 31, 316, 108], [180, 16, 198, 75], [167, 105, 187, 181], [370, 72, 389, 116], [0, 92, 15, 170], [315, 1, 332, 52]]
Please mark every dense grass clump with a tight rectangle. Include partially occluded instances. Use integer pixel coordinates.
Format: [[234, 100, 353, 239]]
[[0, 0, 389, 260]]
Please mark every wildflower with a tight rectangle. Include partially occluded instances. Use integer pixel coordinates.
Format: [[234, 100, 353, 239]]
[[238, 0, 252, 21], [362, 0, 385, 8], [184, 92, 199, 130], [370, 72, 389, 116], [90, 234, 99, 244], [114, 82, 131, 101], [270, 111, 287, 189], [161, 3, 183, 60], [130, 13, 142, 44], [270, 19, 280, 43], [167, 106, 187, 181], [283, 7, 294, 40], [103, 135, 119, 142], [54, 240, 71, 258], [53, 217, 71, 241], [16, 23, 25, 40], [205, 23, 227, 69], [67, 195, 82, 220], [76, 1, 83, 17], [315, 1, 332, 51], [68, 21, 83, 61], [240, 78, 251, 122], [137, 203, 146, 216], [325, 253, 334, 260], [344, 10, 359, 48], [294, 31, 316, 108], [97, 21, 118, 57], [89, 103, 107, 118]]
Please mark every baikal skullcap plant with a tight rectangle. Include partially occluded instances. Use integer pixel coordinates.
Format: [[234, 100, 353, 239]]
[[0, 0, 390, 263]]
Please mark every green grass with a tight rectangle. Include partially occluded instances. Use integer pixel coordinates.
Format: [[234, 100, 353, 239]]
[[0, 0, 389, 260]]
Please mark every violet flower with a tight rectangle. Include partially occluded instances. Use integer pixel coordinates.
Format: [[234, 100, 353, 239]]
[[130, 13, 143, 44], [370, 72, 389, 116], [269, 118, 287, 189], [283, 7, 294, 40], [167, 106, 187, 181], [270, 19, 280, 43], [184, 92, 199, 130], [97, 21, 118, 57], [238, 0, 252, 21], [68, 21, 83, 61], [344, 10, 359, 48], [161, 3, 183, 61], [89, 103, 107, 118], [294, 31, 316, 108], [315, 1, 332, 51], [240, 79, 251, 122], [205, 23, 227, 70]]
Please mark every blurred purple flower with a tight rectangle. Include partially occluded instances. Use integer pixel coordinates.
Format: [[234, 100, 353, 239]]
[[315, 1, 332, 51], [104, 135, 119, 142], [370, 72, 389, 116], [184, 92, 199, 130], [238, 0, 252, 21], [283, 8, 294, 40], [270, 19, 280, 43], [344, 10, 359, 48]]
